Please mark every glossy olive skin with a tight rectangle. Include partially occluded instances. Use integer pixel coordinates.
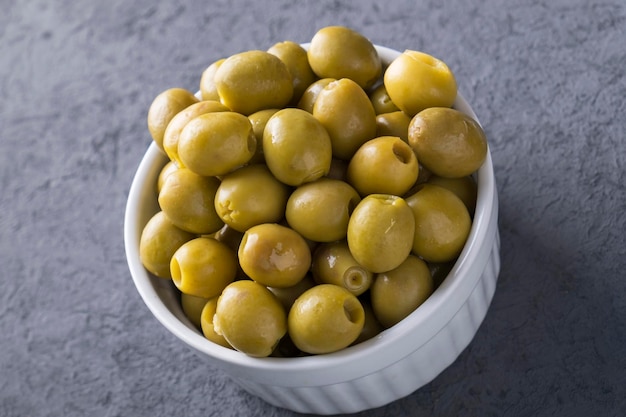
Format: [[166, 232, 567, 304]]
[[139, 211, 195, 279], [147, 88, 199, 152], [214, 280, 287, 357], [286, 178, 361, 242], [177, 111, 257, 177], [405, 184, 471, 263], [214, 164, 290, 232], [296, 78, 335, 113], [162, 100, 230, 165], [384, 50, 457, 116], [375, 111, 411, 142], [248, 108, 279, 164], [288, 284, 365, 354], [347, 194, 415, 273], [268, 41, 318, 106], [238, 223, 311, 288], [157, 160, 178, 194], [181, 292, 209, 330], [170, 237, 238, 299], [267, 274, 316, 312], [369, 84, 400, 115], [408, 107, 487, 178], [313, 78, 377, 160], [199, 58, 225, 101], [427, 175, 477, 214], [200, 296, 233, 349], [371, 255, 434, 328], [263, 108, 332, 186], [311, 240, 373, 296], [158, 168, 223, 235], [347, 136, 419, 197], [214, 50, 293, 115], [308, 26, 382, 90]]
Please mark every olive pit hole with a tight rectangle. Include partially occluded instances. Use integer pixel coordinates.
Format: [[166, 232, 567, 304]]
[[343, 298, 364, 324], [393, 142, 413, 164]]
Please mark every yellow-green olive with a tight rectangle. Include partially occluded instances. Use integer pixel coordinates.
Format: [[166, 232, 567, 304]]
[[311, 240, 373, 296], [369, 84, 400, 115], [267, 274, 316, 312], [408, 107, 487, 178], [375, 111, 411, 142], [384, 50, 457, 116], [199, 58, 225, 101], [371, 255, 434, 328], [263, 108, 332, 186], [214, 280, 286, 357], [312, 78, 377, 160], [156, 160, 178, 195], [308, 26, 382, 90], [181, 293, 209, 330], [427, 175, 477, 214], [200, 296, 233, 349], [296, 78, 335, 113], [347, 136, 418, 197], [405, 184, 471, 263], [177, 111, 257, 177], [352, 298, 384, 344], [147, 88, 199, 152], [347, 194, 415, 273], [248, 108, 280, 164], [238, 223, 311, 288], [162, 100, 230, 165], [158, 168, 223, 235], [268, 41, 318, 106], [288, 284, 365, 354], [214, 164, 290, 232], [214, 50, 293, 115], [139, 211, 195, 279], [285, 178, 361, 242], [170, 237, 238, 299]]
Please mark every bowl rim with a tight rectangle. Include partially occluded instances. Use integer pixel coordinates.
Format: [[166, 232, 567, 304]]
[[124, 44, 497, 386]]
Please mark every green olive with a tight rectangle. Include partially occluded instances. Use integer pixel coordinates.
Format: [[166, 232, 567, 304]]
[[428, 261, 454, 288], [263, 108, 332, 186], [200, 296, 233, 349], [296, 78, 335, 113], [375, 111, 411, 142], [170, 237, 238, 299], [267, 274, 316, 312], [158, 168, 223, 235], [214, 164, 290, 232], [268, 41, 318, 106], [347, 136, 419, 197], [371, 255, 434, 328], [369, 84, 400, 115], [214, 50, 293, 115], [238, 223, 311, 288], [326, 158, 349, 181], [313, 78, 377, 160], [248, 108, 279, 164], [213, 224, 244, 252], [384, 50, 457, 116], [147, 88, 199, 152], [139, 211, 195, 279], [352, 298, 384, 344], [308, 26, 382, 90], [199, 58, 225, 101], [405, 184, 471, 263], [288, 284, 365, 354], [347, 194, 415, 273], [156, 160, 178, 195], [214, 280, 286, 357], [177, 111, 257, 177], [162, 100, 230, 165], [427, 175, 477, 214], [311, 240, 373, 296], [408, 107, 487, 178], [285, 178, 361, 242], [181, 292, 209, 330]]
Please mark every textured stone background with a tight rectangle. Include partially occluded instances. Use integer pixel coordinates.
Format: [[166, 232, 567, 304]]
[[1, 0, 625, 416]]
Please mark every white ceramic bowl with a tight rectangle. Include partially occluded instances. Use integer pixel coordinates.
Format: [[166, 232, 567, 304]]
[[124, 45, 500, 415]]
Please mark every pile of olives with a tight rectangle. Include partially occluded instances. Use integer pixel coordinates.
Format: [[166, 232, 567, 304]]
[[139, 26, 487, 358]]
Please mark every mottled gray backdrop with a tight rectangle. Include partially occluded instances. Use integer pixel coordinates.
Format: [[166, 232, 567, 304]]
[[1, 0, 624, 416]]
